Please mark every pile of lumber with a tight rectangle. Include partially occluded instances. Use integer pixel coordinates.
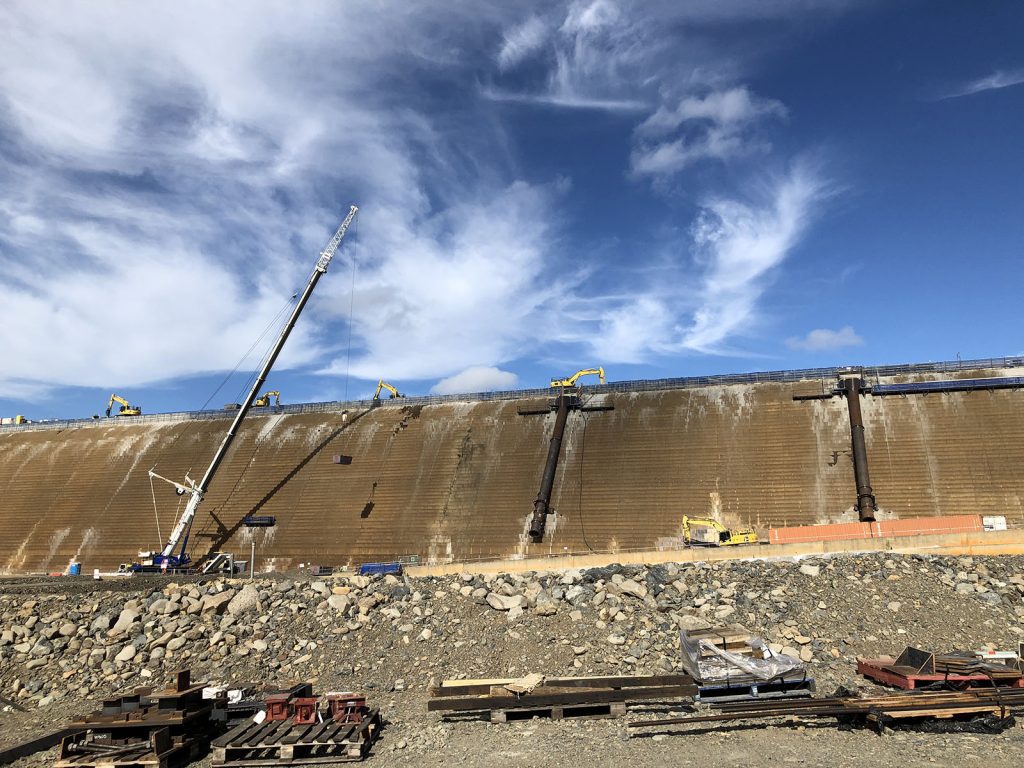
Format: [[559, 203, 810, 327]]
[[685, 624, 758, 658], [859, 646, 1023, 690], [934, 651, 1021, 680], [429, 674, 697, 722], [680, 624, 813, 701], [56, 670, 216, 768], [629, 686, 1024, 734]]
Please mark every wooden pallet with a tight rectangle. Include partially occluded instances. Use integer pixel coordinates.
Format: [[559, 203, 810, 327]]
[[867, 705, 1003, 723], [490, 702, 626, 723], [858, 658, 1024, 691], [211, 710, 381, 766], [697, 676, 814, 703], [430, 674, 696, 721], [629, 687, 1024, 733]]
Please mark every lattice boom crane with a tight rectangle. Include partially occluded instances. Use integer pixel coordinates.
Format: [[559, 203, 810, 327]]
[[138, 205, 359, 570]]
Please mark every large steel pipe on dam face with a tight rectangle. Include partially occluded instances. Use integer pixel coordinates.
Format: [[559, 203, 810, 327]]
[[841, 377, 877, 522], [529, 393, 571, 541]]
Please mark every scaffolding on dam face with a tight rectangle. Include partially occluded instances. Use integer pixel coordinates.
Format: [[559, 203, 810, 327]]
[[5, 354, 1024, 435]]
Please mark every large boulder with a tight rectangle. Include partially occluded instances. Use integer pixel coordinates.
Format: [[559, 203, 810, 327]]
[[148, 599, 171, 616], [486, 593, 525, 611], [201, 591, 235, 615], [617, 579, 648, 599], [799, 563, 821, 578], [227, 585, 260, 616], [110, 608, 141, 636], [327, 595, 351, 613], [90, 614, 115, 632]]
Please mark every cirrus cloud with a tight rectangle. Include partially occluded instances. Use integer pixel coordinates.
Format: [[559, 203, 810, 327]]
[[431, 366, 519, 395], [786, 326, 864, 352]]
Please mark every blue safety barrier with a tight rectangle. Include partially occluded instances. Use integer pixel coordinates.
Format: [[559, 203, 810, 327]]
[[871, 376, 1024, 396], [358, 562, 403, 576]]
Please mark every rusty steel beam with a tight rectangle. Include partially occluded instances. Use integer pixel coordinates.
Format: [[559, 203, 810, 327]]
[[0, 728, 80, 765], [528, 393, 572, 541], [840, 377, 877, 522]]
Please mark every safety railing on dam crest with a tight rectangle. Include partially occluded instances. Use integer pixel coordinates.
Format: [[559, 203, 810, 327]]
[[5, 354, 1024, 434]]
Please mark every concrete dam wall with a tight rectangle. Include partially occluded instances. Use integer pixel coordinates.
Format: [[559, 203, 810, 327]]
[[3, 362, 1024, 572]]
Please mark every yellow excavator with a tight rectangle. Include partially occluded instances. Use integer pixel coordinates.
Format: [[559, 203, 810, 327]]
[[105, 393, 142, 417], [681, 515, 758, 547], [253, 390, 281, 407], [373, 380, 405, 401], [550, 367, 605, 389]]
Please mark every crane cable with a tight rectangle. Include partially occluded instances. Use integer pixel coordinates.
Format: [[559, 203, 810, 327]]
[[343, 215, 359, 401], [146, 293, 297, 545], [153, 292, 300, 467], [148, 472, 163, 545]]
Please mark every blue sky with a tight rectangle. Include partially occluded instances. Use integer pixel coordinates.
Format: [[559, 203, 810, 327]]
[[1, 1, 1023, 419]]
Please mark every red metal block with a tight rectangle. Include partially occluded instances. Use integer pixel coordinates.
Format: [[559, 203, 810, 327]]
[[326, 692, 367, 723], [265, 694, 292, 721], [292, 697, 320, 724]]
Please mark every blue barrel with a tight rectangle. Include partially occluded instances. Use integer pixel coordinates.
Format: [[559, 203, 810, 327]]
[[68, 563, 81, 576]]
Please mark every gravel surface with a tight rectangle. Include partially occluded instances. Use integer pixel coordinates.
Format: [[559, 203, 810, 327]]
[[2, 552, 1023, 766]]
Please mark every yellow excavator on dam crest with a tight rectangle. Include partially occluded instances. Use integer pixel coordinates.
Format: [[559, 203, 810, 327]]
[[253, 390, 281, 407], [373, 380, 404, 401], [105, 393, 141, 417], [551, 367, 605, 388]]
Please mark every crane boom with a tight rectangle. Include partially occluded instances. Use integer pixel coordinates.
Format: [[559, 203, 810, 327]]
[[151, 205, 358, 567]]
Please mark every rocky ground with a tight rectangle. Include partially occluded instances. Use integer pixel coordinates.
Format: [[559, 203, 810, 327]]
[[2, 552, 1024, 767]]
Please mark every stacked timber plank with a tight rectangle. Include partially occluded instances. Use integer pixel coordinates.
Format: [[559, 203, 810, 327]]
[[629, 686, 1024, 734], [429, 674, 697, 722]]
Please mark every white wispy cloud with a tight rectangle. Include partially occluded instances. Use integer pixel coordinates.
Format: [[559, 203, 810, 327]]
[[497, 16, 548, 70], [682, 162, 831, 352], [636, 87, 786, 139], [0, 1, 854, 405], [319, 180, 579, 381], [631, 87, 786, 177], [939, 68, 1024, 99], [431, 366, 519, 395], [588, 160, 832, 361], [594, 297, 675, 363], [479, 87, 647, 111], [786, 326, 864, 351], [484, 1, 658, 112], [0, 2, 571, 398]]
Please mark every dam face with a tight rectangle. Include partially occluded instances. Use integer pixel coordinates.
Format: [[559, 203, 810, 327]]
[[3, 363, 1024, 572]]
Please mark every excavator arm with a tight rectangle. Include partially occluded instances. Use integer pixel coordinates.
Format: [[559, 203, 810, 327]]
[[373, 380, 404, 400], [106, 393, 141, 417], [550, 367, 605, 389], [253, 390, 280, 407]]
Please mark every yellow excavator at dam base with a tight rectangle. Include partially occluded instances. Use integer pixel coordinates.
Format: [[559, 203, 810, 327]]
[[681, 515, 758, 546]]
